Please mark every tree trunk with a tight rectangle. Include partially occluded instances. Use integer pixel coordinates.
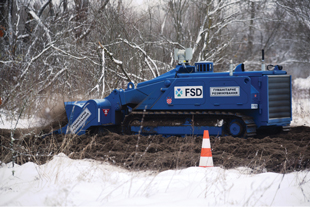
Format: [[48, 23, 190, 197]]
[[248, 1, 255, 56]]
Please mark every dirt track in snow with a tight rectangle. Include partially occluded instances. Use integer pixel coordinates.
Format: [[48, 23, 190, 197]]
[[1, 126, 310, 173]]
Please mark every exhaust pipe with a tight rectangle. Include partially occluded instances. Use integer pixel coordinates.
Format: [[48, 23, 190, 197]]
[[229, 60, 233, 76], [261, 49, 265, 71]]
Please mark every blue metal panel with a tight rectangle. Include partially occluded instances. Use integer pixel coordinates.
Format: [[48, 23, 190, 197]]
[[134, 81, 167, 110], [147, 76, 252, 110], [255, 76, 269, 127], [137, 67, 177, 88], [195, 62, 214, 72], [267, 117, 291, 125], [120, 88, 148, 105]]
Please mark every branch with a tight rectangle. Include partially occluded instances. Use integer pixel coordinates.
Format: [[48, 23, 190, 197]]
[[0, 45, 52, 108], [99, 0, 110, 11], [37, 0, 52, 18], [98, 41, 132, 82], [118, 38, 159, 77], [51, 45, 87, 60], [27, 9, 52, 43], [37, 67, 67, 94], [75, 23, 93, 42], [161, 37, 185, 49]]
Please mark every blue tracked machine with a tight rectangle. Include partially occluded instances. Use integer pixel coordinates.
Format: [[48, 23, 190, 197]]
[[54, 49, 292, 137]]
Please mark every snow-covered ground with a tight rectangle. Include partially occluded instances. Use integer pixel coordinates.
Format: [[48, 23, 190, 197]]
[[294, 76, 310, 90], [0, 114, 47, 129], [292, 76, 310, 126], [292, 97, 310, 126], [1, 153, 309, 206]]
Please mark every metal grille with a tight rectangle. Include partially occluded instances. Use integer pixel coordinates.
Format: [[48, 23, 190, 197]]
[[268, 75, 291, 119]]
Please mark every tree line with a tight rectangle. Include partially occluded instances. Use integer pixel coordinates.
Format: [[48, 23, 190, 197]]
[[0, 0, 309, 114]]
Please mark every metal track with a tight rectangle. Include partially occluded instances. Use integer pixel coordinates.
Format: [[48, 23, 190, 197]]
[[282, 125, 291, 132], [122, 110, 257, 137]]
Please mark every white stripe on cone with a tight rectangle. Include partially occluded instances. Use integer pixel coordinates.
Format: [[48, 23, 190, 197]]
[[201, 139, 211, 148], [199, 156, 213, 167]]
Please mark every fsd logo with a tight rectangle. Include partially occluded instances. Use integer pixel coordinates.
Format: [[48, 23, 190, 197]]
[[174, 86, 203, 99]]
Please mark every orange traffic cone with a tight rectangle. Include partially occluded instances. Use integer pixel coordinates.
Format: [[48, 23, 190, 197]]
[[199, 130, 213, 167]]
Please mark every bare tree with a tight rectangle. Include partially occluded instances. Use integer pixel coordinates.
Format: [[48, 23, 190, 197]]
[[1, 0, 309, 117], [165, 0, 189, 44], [276, 0, 310, 60]]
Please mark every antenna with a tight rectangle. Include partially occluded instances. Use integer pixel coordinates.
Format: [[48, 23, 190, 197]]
[[261, 49, 265, 71]]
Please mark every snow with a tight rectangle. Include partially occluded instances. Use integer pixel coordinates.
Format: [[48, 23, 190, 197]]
[[294, 76, 310, 90], [0, 110, 48, 129], [292, 75, 310, 126], [292, 98, 310, 126], [1, 153, 309, 206]]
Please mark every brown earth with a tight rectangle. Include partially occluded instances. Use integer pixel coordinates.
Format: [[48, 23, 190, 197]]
[[1, 126, 310, 173]]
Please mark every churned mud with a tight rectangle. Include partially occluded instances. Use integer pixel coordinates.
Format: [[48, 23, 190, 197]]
[[1, 126, 310, 173]]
